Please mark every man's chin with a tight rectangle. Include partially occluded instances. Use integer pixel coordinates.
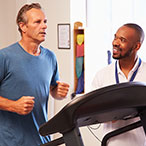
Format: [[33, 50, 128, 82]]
[[39, 39, 45, 43], [112, 55, 120, 60]]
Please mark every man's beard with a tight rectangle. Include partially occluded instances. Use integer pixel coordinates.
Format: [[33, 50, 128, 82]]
[[112, 47, 133, 60]]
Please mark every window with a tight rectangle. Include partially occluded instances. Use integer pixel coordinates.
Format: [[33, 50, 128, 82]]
[[85, 0, 146, 91]]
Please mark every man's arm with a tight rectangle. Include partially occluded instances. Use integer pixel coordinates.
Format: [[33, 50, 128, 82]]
[[50, 81, 69, 100], [0, 96, 35, 115]]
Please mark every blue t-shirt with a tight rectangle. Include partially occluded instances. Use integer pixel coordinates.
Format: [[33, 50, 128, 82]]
[[0, 42, 59, 146]]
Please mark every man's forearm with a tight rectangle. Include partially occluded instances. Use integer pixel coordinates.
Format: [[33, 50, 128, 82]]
[[0, 96, 16, 112]]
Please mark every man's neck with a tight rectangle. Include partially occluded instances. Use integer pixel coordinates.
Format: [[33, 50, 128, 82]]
[[119, 56, 138, 78], [19, 39, 41, 56]]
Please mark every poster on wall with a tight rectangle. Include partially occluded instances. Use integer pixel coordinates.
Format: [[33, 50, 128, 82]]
[[57, 24, 70, 49]]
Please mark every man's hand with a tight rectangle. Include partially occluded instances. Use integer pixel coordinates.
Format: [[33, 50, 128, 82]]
[[50, 81, 70, 100], [12, 96, 35, 115], [56, 81, 70, 98]]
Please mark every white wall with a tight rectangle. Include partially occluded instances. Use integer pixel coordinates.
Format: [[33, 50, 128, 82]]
[[0, 0, 17, 48]]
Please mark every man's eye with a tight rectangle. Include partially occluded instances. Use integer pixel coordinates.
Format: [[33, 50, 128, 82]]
[[36, 20, 41, 23], [121, 38, 126, 42]]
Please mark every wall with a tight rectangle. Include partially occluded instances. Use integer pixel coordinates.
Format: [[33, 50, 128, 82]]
[[0, 0, 17, 49]]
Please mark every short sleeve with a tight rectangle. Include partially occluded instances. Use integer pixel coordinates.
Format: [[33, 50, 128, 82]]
[[51, 62, 59, 86], [0, 52, 6, 82], [50, 54, 59, 86]]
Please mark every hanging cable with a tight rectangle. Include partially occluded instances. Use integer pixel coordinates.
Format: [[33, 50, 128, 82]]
[[87, 124, 102, 143]]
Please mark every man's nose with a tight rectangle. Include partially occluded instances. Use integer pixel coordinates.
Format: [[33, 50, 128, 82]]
[[42, 22, 47, 29], [112, 39, 120, 47]]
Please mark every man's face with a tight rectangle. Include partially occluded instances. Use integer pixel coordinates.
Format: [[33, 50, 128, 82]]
[[112, 26, 138, 60], [24, 8, 47, 44]]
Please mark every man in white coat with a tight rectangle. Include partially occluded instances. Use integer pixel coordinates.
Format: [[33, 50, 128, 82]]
[[92, 23, 146, 146]]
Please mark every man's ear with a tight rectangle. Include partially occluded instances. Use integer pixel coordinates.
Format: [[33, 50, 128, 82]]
[[19, 22, 27, 33], [135, 42, 141, 51]]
